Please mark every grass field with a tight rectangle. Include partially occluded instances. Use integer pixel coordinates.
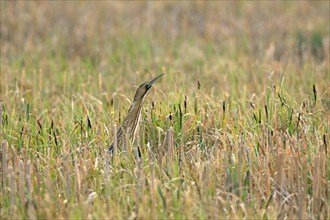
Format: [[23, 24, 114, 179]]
[[1, 2, 329, 219]]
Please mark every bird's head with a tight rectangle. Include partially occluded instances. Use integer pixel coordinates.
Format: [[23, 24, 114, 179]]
[[133, 73, 164, 103]]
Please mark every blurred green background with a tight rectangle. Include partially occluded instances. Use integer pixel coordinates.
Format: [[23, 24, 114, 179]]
[[1, 2, 329, 105]]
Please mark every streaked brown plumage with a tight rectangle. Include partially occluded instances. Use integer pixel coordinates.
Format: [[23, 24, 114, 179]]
[[108, 73, 164, 154]]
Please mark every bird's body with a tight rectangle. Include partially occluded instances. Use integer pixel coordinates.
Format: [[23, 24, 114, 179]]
[[109, 74, 164, 154]]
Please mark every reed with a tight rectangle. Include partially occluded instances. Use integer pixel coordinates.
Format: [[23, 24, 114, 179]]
[[1, 1, 329, 219]]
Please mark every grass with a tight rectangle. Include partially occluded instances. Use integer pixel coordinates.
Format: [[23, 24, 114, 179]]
[[1, 1, 329, 219]]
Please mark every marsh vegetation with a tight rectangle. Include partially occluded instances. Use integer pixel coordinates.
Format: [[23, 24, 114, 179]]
[[1, 2, 329, 219]]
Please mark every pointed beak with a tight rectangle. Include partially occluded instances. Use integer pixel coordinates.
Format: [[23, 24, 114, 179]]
[[146, 73, 164, 90]]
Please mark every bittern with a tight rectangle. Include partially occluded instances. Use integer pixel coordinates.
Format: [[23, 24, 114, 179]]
[[108, 73, 164, 155]]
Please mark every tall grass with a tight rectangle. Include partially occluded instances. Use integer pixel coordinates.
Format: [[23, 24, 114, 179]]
[[1, 1, 329, 219]]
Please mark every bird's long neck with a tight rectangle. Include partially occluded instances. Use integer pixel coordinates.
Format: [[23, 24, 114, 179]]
[[124, 100, 144, 136], [115, 99, 144, 149]]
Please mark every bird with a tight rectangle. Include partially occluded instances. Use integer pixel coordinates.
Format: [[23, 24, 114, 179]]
[[108, 73, 164, 155]]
